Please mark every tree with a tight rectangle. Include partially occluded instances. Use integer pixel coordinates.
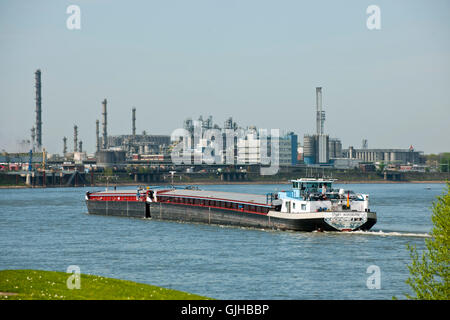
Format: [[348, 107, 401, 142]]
[[376, 161, 386, 174], [104, 167, 114, 176], [405, 183, 450, 299], [439, 153, 450, 173]]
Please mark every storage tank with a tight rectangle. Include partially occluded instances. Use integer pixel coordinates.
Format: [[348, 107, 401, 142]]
[[329, 139, 336, 158], [349, 146, 354, 159], [303, 135, 316, 164], [96, 150, 126, 167], [390, 152, 396, 162], [335, 139, 342, 158]]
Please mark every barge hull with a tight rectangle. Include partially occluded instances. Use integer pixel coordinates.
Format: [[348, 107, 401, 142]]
[[86, 200, 146, 219], [86, 200, 376, 232]]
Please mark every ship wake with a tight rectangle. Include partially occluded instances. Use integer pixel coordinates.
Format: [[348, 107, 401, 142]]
[[340, 230, 431, 238]]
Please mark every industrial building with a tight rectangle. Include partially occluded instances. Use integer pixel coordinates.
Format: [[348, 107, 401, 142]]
[[176, 115, 240, 165], [236, 130, 297, 166], [300, 87, 425, 168], [342, 147, 424, 165], [102, 103, 171, 154], [177, 116, 298, 166], [277, 132, 297, 166], [107, 134, 171, 155], [91, 101, 171, 167], [236, 129, 260, 165]]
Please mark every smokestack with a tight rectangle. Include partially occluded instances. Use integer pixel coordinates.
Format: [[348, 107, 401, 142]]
[[132, 107, 136, 137], [35, 69, 42, 150], [95, 119, 100, 152], [31, 127, 36, 152], [362, 139, 368, 149], [74, 125, 78, 152], [316, 87, 325, 135], [79, 141, 83, 153], [316, 87, 321, 135], [63, 137, 67, 155], [102, 99, 107, 149]]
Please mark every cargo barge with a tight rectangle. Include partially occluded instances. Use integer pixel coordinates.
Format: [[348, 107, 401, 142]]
[[85, 178, 377, 232]]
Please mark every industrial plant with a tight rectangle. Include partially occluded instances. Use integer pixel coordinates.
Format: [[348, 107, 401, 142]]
[[301, 87, 424, 170], [1, 69, 444, 188]]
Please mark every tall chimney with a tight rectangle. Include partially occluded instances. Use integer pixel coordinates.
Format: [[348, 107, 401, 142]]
[[35, 69, 42, 150], [102, 99, 107, 149], [132, 107, 136, 137], [95, 119, 100, 152], [63, 136, 67, 155], [79, 141, 83, 153], [31, 126, 36, 152], [74, 125, 78, 152], [315, 87, 325, 135], [316, 87, 322, 135]]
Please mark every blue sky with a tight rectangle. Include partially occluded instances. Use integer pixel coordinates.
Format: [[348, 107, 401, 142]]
[[0, 0, 449, 154]]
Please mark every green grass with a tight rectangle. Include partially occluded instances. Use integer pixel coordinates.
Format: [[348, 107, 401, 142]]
[[0, 269, 211, 300]]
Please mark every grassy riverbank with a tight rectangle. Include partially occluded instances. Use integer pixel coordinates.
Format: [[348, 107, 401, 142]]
[[0, 269, 210, 300]]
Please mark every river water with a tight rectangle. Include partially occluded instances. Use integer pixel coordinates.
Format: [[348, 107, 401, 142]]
[[0, 183, 444, 299]]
